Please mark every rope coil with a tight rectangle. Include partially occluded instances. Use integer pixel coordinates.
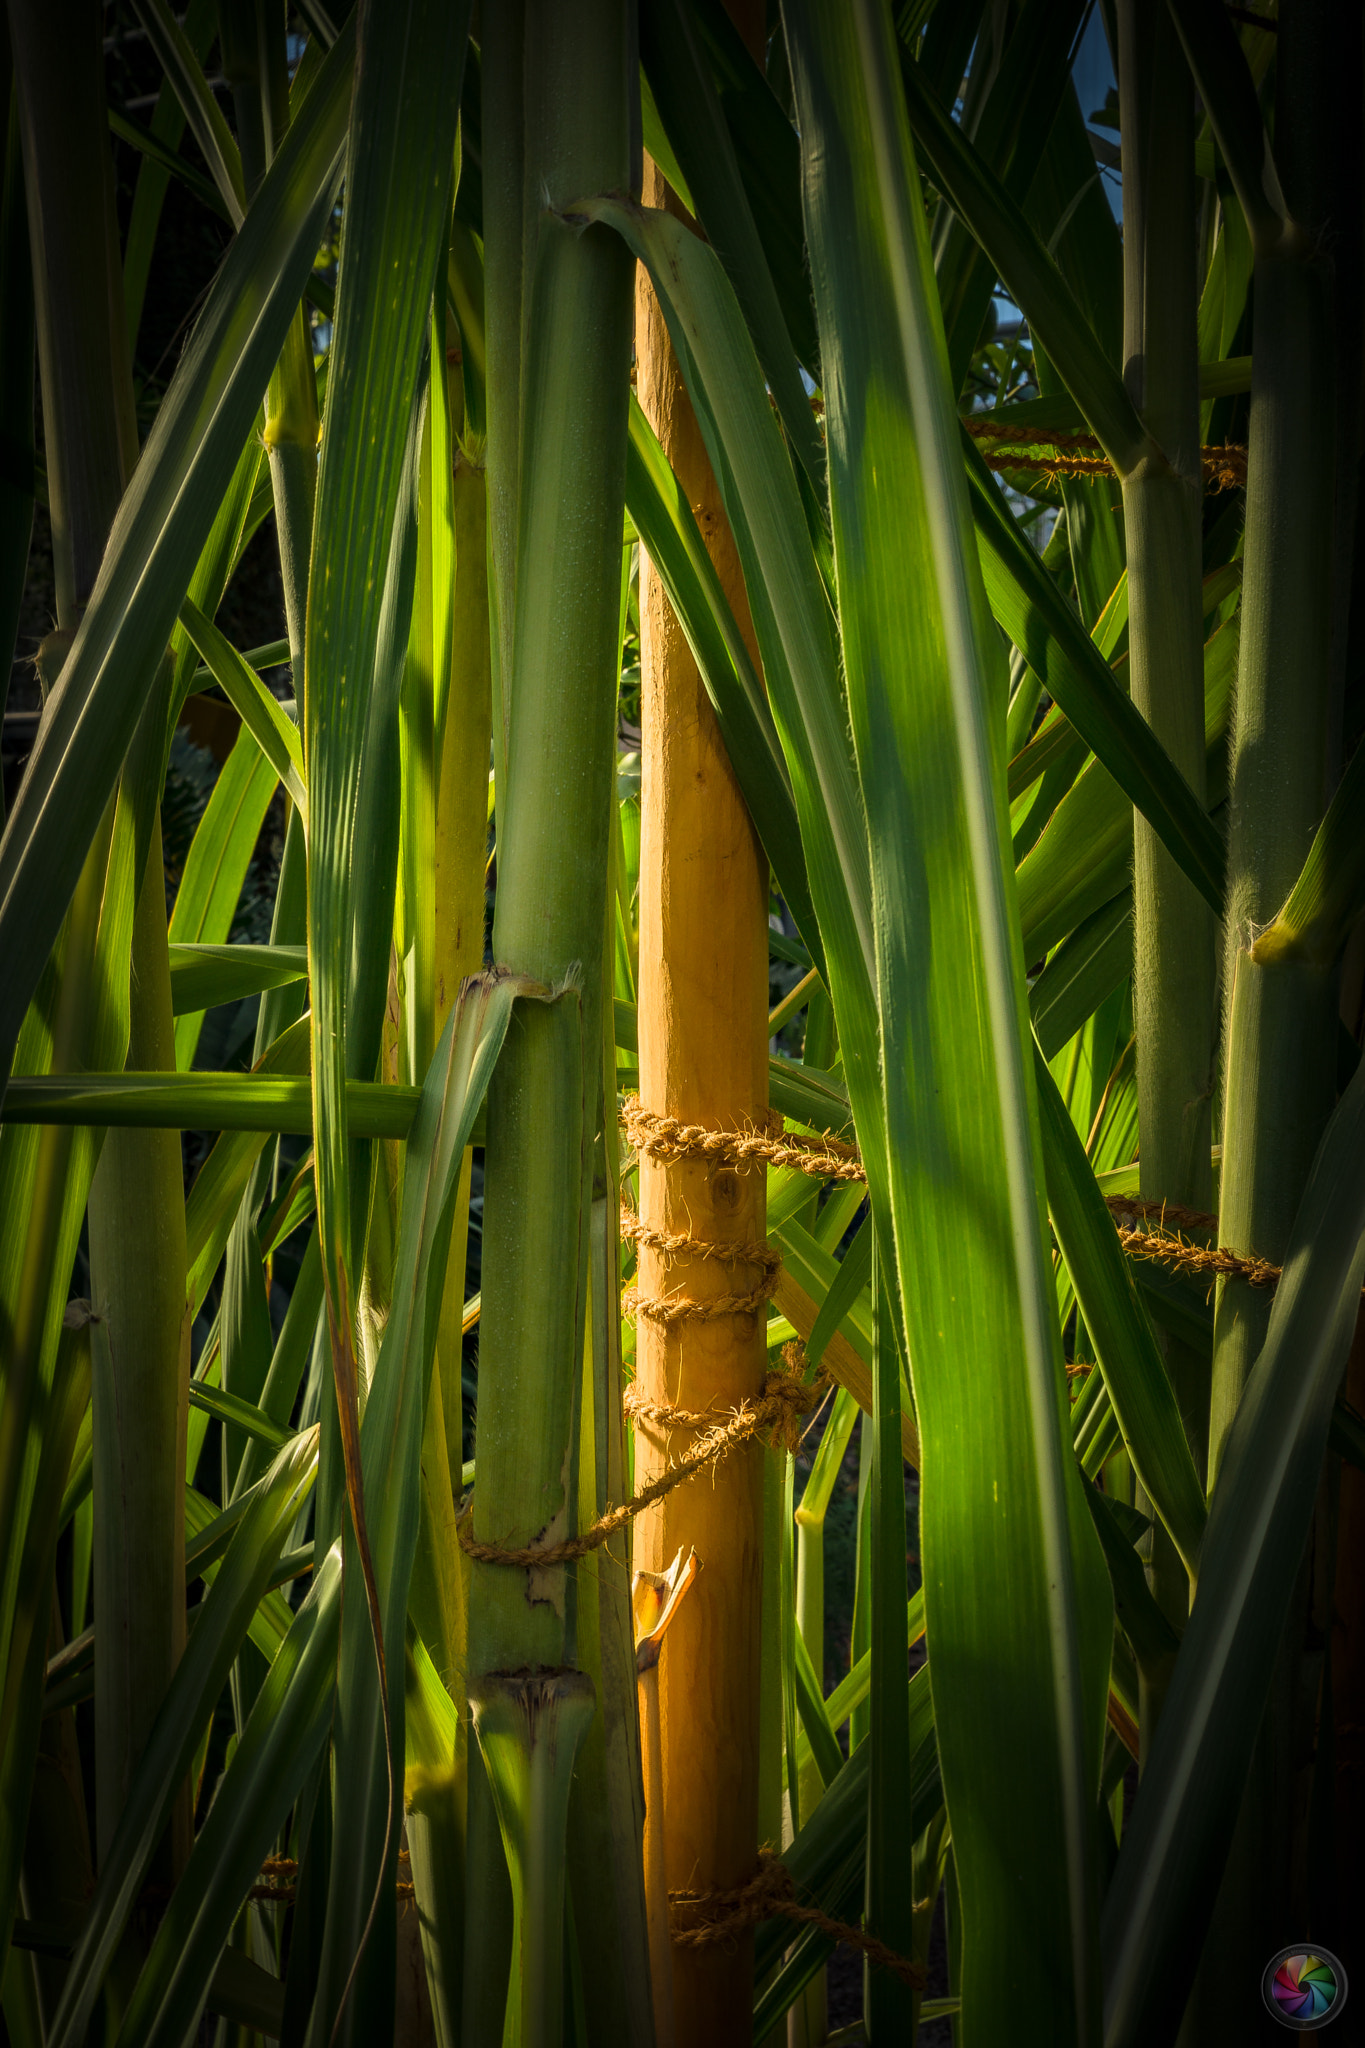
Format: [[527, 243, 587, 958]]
[[458, 1357, 826, 1568], [623, 1095, 1294, 1295], [668, 1846, 926, 1988], [622, 1097, 866, 1185], [620, 1199, 782, 1324]]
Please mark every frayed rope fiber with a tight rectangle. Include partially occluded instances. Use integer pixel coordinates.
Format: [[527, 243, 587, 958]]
[[669, 1846, 926, 1988], [1104, 1196, 1284, 1290], [964, 416, 1247, 494]]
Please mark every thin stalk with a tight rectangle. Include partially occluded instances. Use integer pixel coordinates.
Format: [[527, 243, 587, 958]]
[[758, 1446, 787, 1852], [1192, 12, 1342, 2030], [864, 1250, 916, 2040], [218, 0, 289, 206], [794, 1386, 857, 1805], [8, 0, 138, 623], [560, 771, 654, 2045], [412, 400, 484, 2033], [10, 0, 190, 1884], [88, 813, 191, 1878], [1208, 34, 1338, 1488], [1116, 0, 1214, 1676], [433, 446, 491, 1488], [790, 1388, 854, 2048], [469, 1671, 597, 2048], [264, 306, 319, 683], [463, 1, 633, 2031], [478, 0, 529, 797], [249, 0, 317, 1096], [848, 1423, 873, 1752]]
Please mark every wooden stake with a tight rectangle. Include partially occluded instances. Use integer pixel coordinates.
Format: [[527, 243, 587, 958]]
[[634, 53, 770, 2036]]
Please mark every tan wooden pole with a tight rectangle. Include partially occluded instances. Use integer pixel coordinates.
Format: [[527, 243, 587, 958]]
[[633, 9, 770, 2031]]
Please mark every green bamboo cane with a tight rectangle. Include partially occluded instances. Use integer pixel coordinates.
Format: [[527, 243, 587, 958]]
[[558, 591, 654, 2048], [1115, 0, 1215, 1675], [88, 809, 191, 1880], [405, 305, 473, 2048], [9, 0, 191, 1890], [463, 4, 634, 2035], [432, 447, 491, 1492], [479, 0, 530, 800], [1190, 32, 1341, 1492], [234, 0, 318, 1084], [1165, 5, 1343, 2026]]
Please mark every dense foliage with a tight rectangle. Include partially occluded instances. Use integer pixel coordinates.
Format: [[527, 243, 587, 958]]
[[0, 2, 1363, 2045]]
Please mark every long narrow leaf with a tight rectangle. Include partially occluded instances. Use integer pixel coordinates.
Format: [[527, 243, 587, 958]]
[[45, 1430, 320, 2048], [967, 439, 1224, 916], [784, 6, 1112, 2037], [179, 599, 307, 821], [1034, 1048, 1206, 1579]]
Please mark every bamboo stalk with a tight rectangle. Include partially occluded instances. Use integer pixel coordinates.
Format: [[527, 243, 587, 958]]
[[433, 445, 491, 1491], [790, 1384, 855, 2045], [88, 813, 191, 1879], [463, 4, 634, 2033], [409, 331, 487, 2048], [1192, 13, 1342, 2028], [632, 9, 771, 2020], [1209, 71, 1338, 1493], [1116, 0, 1214, 1676], [10, 0, 190, 1885]]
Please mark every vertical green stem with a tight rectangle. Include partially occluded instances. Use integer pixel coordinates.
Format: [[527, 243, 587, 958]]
[[561, 955, 653, 2044], [1116, 0, 1214, 1663], [464, 5, 633, 2029], [864, 1250, 916, 2040], [88, 813, 191, 1876], [250, 0, 318, 1085], [9, 0, 190, 1881], [1192, 16, 1341, 2032], [1209, 46, 1338, 1489], [478, 0, 529, 798]]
